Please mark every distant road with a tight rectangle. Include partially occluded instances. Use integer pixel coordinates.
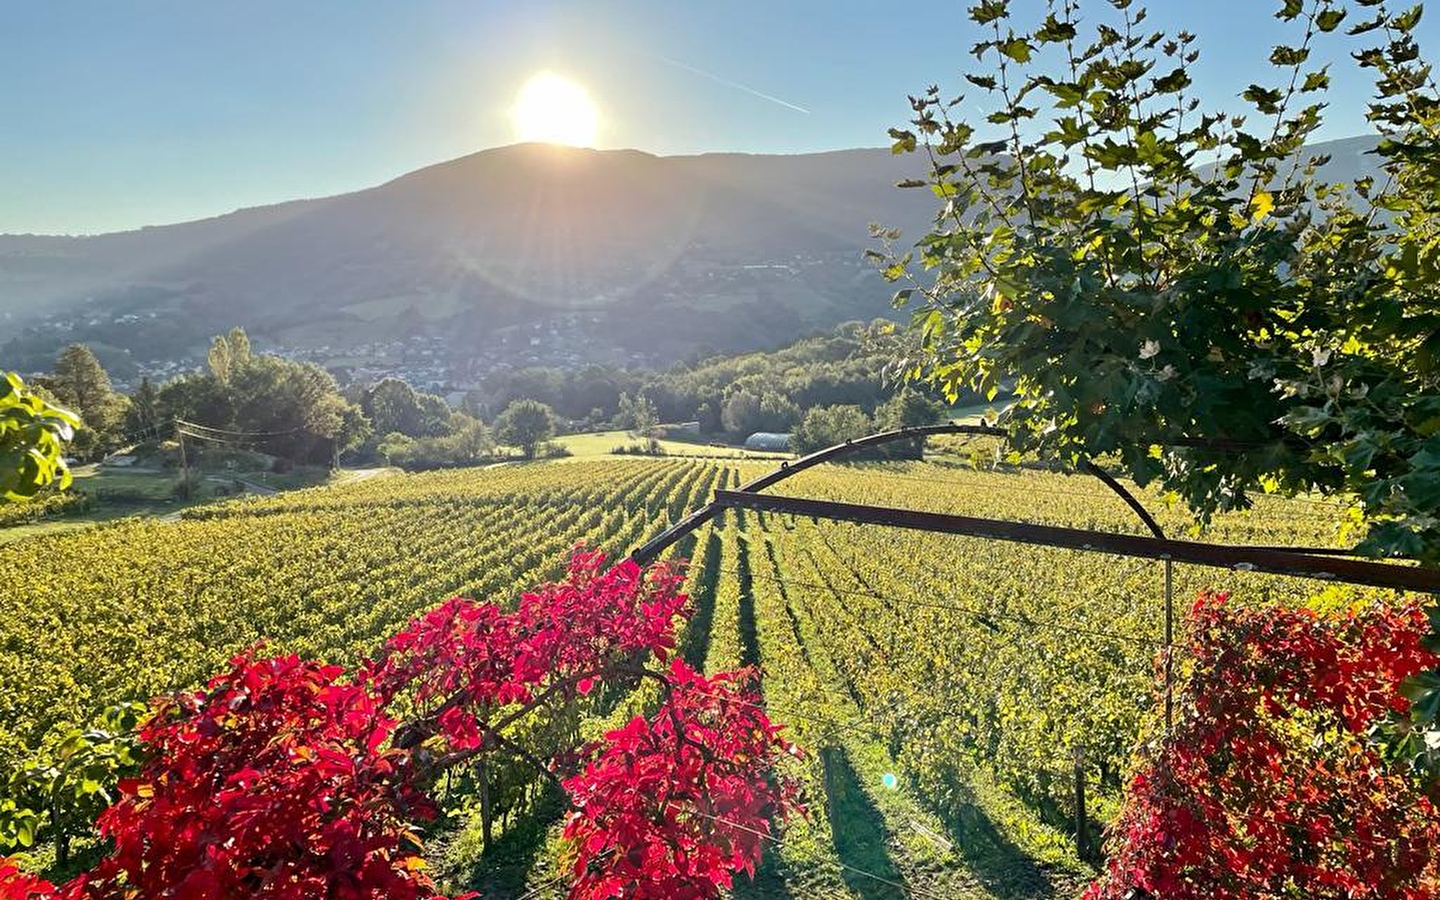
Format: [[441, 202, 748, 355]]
[[332, 467, 398, 484]]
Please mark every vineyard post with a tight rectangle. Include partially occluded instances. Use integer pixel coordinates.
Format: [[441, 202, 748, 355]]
[[478, 757, 493, 851], [1164, 558, 1173, 732], [1073, 745, 1088, 862]]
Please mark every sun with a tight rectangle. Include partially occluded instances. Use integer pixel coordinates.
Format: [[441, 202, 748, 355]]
[[512, 72, 599, 147]]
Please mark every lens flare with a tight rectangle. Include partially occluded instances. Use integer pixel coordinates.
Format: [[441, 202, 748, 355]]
[[512, 72, 599, 147]]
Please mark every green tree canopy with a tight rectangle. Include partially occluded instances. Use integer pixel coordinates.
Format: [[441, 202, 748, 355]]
[[624, 393, 659, 437], [721, 389, 799, 436], [205, 326, 252, 385], [791, 405, 873, 454], [44, 344, 128, 459], [365, 378, 425, 437], [364, 378, 451, 438], [879, 0, 1440, 778], [159, 330, 369, 465], [875, 389, 945, 459], [495, 399, 558, 459], [124, 377, 162, 437]]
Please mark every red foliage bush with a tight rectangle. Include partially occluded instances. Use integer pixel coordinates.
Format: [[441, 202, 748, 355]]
[[0, 549, 800, 900], [563, 659, 802, 900], [1087, 591, 1440, 900], [0, 860, 52, 900]]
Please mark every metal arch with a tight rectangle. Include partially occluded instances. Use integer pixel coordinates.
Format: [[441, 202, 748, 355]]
[[628, 423, 1440, 594], [629, 424, 997, 565], [632, 423, 1174, 563]]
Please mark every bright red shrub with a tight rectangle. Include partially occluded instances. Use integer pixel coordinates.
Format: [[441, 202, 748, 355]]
[[0, 549, 798, 900], [1087, 591, 1440, 900], [0, 859, 56, 900], [563, 659, 803, 900], [370, 551, 688, 711]]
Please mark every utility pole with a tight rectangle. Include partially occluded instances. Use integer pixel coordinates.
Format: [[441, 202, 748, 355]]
[[177, 423, 188, 481]]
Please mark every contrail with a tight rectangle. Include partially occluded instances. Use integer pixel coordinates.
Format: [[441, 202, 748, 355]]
[[659, 56, 810, 115]]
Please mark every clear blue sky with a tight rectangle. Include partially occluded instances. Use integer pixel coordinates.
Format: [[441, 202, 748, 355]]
[[2, 0, 1432, 235]]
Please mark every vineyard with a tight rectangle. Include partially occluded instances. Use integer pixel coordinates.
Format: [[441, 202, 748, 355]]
[[0, 456, 1420, 898]]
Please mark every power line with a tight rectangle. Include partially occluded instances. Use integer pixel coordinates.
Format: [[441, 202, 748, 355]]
[[174, 418, 300, 438], [174, 428, 279, 447]]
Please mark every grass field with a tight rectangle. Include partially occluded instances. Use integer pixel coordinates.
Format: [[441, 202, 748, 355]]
[[0, 454, 1393, 897], [0, 464, 341, 546], [554, 428, 794, 460]]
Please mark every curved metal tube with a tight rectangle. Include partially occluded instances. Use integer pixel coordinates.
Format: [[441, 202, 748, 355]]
[[630, 422, 1172, 564]]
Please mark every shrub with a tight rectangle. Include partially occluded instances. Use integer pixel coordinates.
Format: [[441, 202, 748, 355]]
[[1087, 593, 1440, 900]]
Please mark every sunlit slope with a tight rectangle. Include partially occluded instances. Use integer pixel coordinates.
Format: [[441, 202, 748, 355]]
[[1, 456, 1397, 898], [0, 459, 717, 767]]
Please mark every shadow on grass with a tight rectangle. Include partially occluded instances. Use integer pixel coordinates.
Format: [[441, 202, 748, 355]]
[[945, 799, 1056, 899], [680, 525, 723, 670], [449, 783, 567, 899], [735, 512, 761, 670], [823, 746, 906, 899], [733, 843, 800, 900]]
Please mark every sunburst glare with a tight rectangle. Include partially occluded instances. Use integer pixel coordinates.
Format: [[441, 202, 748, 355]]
[[512, 72, 599, 147]]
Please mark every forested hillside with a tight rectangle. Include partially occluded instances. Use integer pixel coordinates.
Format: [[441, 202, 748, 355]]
[[0, 145, 936, 374]]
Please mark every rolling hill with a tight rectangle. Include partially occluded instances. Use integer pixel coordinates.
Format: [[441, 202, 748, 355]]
[[0, 144, 939, 375], [1, 135, 1388, 380]]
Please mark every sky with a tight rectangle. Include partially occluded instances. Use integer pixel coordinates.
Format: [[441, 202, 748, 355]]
[[3, 0, 1435, 235]]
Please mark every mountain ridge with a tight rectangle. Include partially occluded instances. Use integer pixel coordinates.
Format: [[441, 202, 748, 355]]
[[0, 143, 938, 376], [1, 135, 1387, 381]]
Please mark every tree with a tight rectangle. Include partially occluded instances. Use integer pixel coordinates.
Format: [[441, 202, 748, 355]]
[[157, 373, 234, 433], [46, 345, 126, 458], [206, 327, 251, 385], [0, 373, 78, 501], [206, 337, 232, 385], [721, 390, 763, 436], [875, 389, 944, 459], [448, 413, 493, 460], [50, 345, 114, 423], [305, 393, 372, 463], [157, 332, 369, 466], [414, 392, 453, 438], [228, 356, 368, 463], [491, 366, 565, 410], [878, 0, 1440, 777], [375, 416, 493, 470], [720, 389, 795, 436], [629, 394, 659, 438], [495, 399, 557, 459], [365, 378, 425, 437], [758, 392, 800, 432], [791, 405, 873, 454], [696, 400, 721, 434], [616, 391, 635, 430], [377, 431, 414, 466], [123, 377, 161, 437]]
